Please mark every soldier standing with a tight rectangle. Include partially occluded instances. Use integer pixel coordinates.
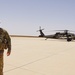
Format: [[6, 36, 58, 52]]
[[0, 28, 11, 75]]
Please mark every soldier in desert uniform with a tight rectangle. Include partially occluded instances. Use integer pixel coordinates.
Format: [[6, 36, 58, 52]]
[[0, 28, 11, 75]]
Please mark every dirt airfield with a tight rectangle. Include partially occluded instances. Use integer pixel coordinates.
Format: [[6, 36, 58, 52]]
[[4, 37, 75, 75]]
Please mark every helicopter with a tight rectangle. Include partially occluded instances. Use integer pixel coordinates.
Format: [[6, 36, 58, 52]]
[[37, 26, 75, 42]]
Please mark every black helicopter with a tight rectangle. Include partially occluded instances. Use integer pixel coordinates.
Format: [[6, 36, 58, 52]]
[[37, 26, 75, 42]]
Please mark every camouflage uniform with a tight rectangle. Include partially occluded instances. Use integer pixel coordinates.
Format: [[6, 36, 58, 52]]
[[0, 53, 3, 75], [0, 28, 11, 75]]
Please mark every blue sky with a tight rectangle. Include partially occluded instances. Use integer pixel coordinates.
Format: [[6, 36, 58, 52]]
[[0, 0, 75, 36]]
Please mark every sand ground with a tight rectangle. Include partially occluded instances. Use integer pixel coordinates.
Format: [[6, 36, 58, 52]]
[[3, 37, 75, 75]]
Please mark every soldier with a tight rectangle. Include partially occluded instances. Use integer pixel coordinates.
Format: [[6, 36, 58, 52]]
[[0, 28, 11, 75]]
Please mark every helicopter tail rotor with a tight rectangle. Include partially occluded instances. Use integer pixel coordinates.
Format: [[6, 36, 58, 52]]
[[37, 26, 45, 37]]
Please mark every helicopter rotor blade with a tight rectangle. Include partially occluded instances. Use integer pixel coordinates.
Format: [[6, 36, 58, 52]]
[[54, 30, 69, 31]]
